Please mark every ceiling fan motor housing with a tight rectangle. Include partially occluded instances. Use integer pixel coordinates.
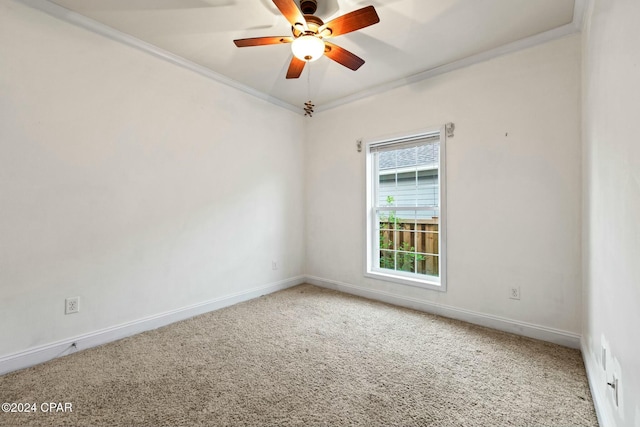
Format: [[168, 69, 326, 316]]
[[300, 0, 318, 15]]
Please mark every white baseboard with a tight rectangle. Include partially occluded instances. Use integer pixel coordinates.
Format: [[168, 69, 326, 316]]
[[582, 339, 614, 427], [0, 275, 582, 376], [0, 276, 305, 376], [306, 275, 581, 349]]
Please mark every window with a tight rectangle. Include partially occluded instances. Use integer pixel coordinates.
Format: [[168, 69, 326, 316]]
[[365, 125, 449, 291]]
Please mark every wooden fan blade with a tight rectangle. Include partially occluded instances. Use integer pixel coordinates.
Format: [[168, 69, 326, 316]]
[[324, 42, 365, 71], [319, 5, 379, 38], [234, 36, 293, 47], [272, 0, 307, 30], [286, 56, 306, 79]]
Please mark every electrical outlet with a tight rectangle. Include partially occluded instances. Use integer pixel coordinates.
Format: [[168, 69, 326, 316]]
[[601, 346, 607, 370], [272, 261, 278, 270], [65, 297, 79, 315], [509, 287, 521, 300]]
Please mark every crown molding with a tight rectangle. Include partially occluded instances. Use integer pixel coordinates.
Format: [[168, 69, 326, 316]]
[[316, 3, 585, 113], [22, 0, 583, 116], [20, 0, 302, 115]]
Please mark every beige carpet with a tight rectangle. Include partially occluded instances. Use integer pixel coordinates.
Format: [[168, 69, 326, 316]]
[[0, 284, 597, 426]]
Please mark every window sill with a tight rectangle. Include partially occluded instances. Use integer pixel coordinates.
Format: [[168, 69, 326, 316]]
[[365, 270, 446, 292]]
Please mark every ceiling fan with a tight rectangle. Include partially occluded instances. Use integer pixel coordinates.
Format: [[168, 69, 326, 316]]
[[233, 0, 380, 79]]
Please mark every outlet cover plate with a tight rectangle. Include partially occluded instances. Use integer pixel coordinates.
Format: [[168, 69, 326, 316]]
[[65, 297, 79, 314], [509, 287, 521, 300]]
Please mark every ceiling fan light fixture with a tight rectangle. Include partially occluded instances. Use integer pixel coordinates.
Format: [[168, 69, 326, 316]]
[[291, 35, 325, 62]]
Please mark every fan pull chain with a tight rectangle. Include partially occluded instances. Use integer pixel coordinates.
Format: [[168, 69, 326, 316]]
[[304, 63, 314, 117]]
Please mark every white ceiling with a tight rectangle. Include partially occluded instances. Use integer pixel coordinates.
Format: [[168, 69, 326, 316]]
[[46, 0, 579, 112]]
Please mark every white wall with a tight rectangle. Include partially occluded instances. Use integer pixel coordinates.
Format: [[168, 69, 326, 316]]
[[4, 6, 636, 424], [0, 0, 305, 358], [582, 0, 640, 426], [306, 35, 583, 339]]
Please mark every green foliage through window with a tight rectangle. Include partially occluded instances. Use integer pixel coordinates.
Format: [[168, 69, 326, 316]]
[[378, 196, 429, 274]]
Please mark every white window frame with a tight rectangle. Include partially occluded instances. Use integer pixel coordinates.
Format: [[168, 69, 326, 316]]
[[364, 124, 449, 292]]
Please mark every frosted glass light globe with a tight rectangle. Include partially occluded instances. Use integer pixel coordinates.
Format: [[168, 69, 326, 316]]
[[291, 35, 325, 62]]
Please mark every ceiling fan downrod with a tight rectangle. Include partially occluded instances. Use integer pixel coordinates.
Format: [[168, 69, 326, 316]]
[[299, 0, 318, 15]]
